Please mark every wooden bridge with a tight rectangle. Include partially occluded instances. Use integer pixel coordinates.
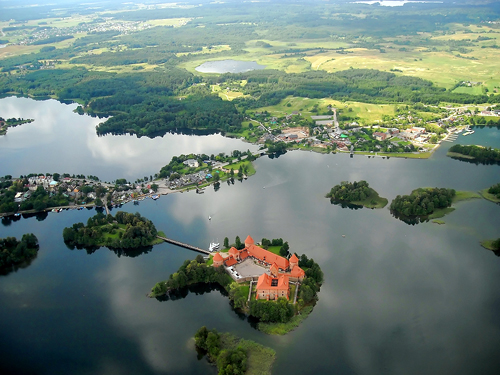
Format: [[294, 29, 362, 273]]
[[156, 236, 210, 254]]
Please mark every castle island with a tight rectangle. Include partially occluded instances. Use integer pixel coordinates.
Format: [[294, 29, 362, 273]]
[[212, 235, 305, 301]]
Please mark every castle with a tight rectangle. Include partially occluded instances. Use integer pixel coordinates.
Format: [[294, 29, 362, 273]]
[[212, 235, 305, 301]]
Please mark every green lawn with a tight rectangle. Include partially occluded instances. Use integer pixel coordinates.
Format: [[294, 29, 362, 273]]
[[266, 246, 281, 255]]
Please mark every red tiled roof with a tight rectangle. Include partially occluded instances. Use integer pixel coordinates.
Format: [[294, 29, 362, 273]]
[[256, 273, 289, 291], [213, 252, 223, 262], [270, 263, 279, 276], [247, 244, 289, 270], [225, 258, 237, 267], [245, 235, 254, 245], [228, 247, 239, 256], [240, 250, 249, 260], [290, 265, 305, 278], [289, 253, 299, 263]]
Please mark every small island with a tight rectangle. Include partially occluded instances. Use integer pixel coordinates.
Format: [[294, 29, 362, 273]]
[[151, 235, 323, 335], [447, 144, 500, 165], [0, 116, 34, 135], [480, 238, 500, 255], [0, 233, 39, 275], [480, 183, 500, 204], [390, 188, 480, 224], [63, 211, 163, 250], [326, 180, 388, 209], [194, 326, 275, 375]]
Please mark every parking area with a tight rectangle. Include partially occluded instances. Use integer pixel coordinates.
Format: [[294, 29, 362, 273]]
[[233, 259, 267, 278]]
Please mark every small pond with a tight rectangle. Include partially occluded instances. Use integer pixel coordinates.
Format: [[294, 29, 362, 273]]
[[195, 59, 265, 73]]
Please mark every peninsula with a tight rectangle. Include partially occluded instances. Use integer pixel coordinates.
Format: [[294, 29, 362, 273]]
[[480, 183, 500, 204], [0, 233, 39, 275], [326, 180, 388, 209], [0, 116, 34, 135], [151, 235, 323, 335], [480, 238, 500, 254], [194, 326, 276, 375]]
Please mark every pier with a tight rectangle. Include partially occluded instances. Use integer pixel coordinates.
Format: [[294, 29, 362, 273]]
[[156, 236, 210, 254]]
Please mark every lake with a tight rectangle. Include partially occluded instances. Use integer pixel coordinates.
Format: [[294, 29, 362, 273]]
[[0, 97, 258, 181], [195, 60, 266, 74], [1, 97, 500, 375]]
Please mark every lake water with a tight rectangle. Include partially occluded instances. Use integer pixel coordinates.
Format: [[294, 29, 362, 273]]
[[0, 97, 258, 181], [1, 97, 500, 375], [195, 60, 266, 74]]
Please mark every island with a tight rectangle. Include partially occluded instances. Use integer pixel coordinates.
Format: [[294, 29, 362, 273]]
[[480, 238, 500, 255], [480, 183, 500, 204], [194, 326, 275, 375], [63, 211, 163, 250], [0, 233, 39, 275], [390, 188, 481, 224], [326, 180, 388, 209], [447, 144, 500, 165], [0, 116, 34, 135], [151, 235, 323, 335]]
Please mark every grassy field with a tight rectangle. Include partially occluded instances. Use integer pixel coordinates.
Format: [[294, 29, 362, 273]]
[[220, 333, 276, 375], [480, 239, 499, 252], [426, 191, 481, 220], [349, 189, 389, 209], [258, 305, 314, 335], [479, 188, 500, 203]]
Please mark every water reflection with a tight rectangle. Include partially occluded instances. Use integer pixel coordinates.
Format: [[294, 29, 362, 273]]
[[0, 97, 258, 181], [329, 199, 363, 210]]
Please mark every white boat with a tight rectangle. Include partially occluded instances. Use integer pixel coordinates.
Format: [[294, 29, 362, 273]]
[[208, 215, 212, 220], [209, 242, 220, 252], [151, 195, 159, 200]]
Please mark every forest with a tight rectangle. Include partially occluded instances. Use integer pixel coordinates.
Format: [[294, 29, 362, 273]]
[[63, 211, 158, 249], [0, 233, 39, 275], [390, 188, 456, 218], [327, 180, 374, 203], [448, 144, 500, 165]]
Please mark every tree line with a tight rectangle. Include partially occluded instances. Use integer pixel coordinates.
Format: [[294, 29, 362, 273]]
[[449, 144, 500, 165], [0, 233, 39, 275]]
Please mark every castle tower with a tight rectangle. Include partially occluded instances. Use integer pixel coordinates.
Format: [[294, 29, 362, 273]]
[[213, 252, 224, 267], [270, 262, 279, 277], [245, 235, 254, 248], [289, 253, 299, 269]]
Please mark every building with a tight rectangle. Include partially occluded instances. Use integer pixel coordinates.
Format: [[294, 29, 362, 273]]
[[373, 132, 389, 141], [212, 235, 306, 301]]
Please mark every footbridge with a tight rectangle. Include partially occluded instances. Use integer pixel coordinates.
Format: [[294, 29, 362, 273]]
[[156, 236, 210, 255]]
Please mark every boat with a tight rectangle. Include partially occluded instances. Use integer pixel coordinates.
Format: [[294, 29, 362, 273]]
[[14, 213, 21, 217], [152, 194, 159, 200], [209, 242, 220, 252], [208, 215, 212, 220]]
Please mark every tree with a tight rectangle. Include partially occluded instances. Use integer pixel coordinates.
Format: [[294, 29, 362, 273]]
[[235, 236, 242, 250], [151, 183, 159, 192], [224, 237, 229, 248], [279, 242, 289, 257]]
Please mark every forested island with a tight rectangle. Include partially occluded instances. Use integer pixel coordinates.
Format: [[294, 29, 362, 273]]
[[0, 116, 34, 135], [390, 187, 457, 224], [194, 327, 275, 375], [63, 211, 162, 250], [447, 144, 500, 165], [480, 238, 500, 255], [326, 180, 388, 209], [481, 183, 500, 203], [151, 247, 323, 335], [0, 233, 39, 275]]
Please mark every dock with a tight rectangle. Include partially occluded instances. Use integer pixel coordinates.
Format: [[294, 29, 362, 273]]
[[156, 236, 210, 254]]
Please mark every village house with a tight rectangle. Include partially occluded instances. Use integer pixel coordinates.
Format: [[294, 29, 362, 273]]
[[373, 132, 389, 141]]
